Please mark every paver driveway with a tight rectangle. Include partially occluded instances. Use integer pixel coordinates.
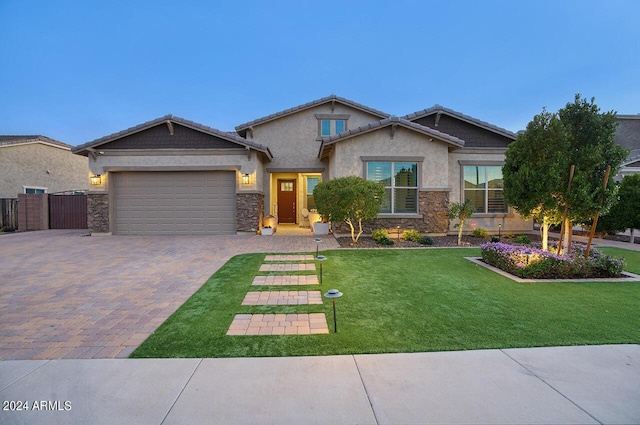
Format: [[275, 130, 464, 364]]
[[0, 229, 338, 360]]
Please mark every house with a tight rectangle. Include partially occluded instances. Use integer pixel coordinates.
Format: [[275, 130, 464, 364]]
[[614, 114, 640, 180], [0, 135, 90, 199], [72, 95, 532, 235]]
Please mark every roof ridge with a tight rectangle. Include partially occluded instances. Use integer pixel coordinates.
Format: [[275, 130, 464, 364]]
[[401, 105, 516, 139], [235, 94, 390, 130]]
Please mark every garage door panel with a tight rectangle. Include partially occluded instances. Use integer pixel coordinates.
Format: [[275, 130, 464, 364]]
[[113, 171, 236, 235]]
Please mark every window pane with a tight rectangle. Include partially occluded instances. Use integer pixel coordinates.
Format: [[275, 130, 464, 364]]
[[394, 188, 418, 213], [281, 182, 293, 191], [488, 190, 507, 213], [335, 120, 345, 134], [380, 188, 392, 213], [464, 190, 485, 213], [367, 162, 392, 186], [487, 166, 503, 189], [306, 177, 319, 195], [321, 120, 331, 136], [394, 162, 417, 187], [464, 166, 485, 189]]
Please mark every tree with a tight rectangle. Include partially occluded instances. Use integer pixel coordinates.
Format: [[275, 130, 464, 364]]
[[503, 108, 567, 250], [556, 95, 627, 252], [598, 174, 640, 243], [449, 199, 475, 246], [313, 176, 385, 244], [502, 94, 627, 253]]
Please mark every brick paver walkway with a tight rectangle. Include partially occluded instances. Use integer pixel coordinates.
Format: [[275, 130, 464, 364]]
[[252, 275, 319, 285], [259, 263, 316, 272], [0, 230, 339, 360], [264, 254, 315, 261], [226, 313, 329, 335], [241, 291, 323, 305]]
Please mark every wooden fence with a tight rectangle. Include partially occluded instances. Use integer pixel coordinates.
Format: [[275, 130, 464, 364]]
[[1, 198, 18, 230], [49, 194, 87, 229]]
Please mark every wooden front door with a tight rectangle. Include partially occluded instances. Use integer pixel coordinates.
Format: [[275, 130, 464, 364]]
[[277, 179, 296, 223]]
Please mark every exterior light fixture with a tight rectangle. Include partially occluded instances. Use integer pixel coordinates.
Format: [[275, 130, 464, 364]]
[[397, 225, 401, 240], [242, 173, 250, 185], [316, 255, 327, 284], [524, 250, 532, 266], [498, 224, 502, 239], [314, 238, 322, 257], [90, 175, 101, 185], [324, 289, 343, 333]]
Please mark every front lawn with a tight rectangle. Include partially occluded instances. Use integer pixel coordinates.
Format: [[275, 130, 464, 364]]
[[131, 248, 639, 358]]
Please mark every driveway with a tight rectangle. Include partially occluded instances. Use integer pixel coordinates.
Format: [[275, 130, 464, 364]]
[[0, 230, 338, 360]]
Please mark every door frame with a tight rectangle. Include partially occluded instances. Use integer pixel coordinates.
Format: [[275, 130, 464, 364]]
[[277, 178, 297, 224]]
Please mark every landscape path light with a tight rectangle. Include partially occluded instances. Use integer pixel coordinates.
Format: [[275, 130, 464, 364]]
[[314, 238, 322, 257], [324, 288, 343, 333], [498, 223, 502, 239], [316, 255, 327, 284], [524, 250, 532, 266]]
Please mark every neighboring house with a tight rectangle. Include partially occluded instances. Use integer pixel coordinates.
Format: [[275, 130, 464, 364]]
[[72, 95, 532, 235], [0, 135, 90, 199], [614, 114, 640, 180]]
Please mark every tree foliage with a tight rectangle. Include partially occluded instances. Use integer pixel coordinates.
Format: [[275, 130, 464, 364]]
[[503, 94, 628, 252], [598, 174, 640, 236], [449, 199, 475, 245], [313, 176, 385, 243]]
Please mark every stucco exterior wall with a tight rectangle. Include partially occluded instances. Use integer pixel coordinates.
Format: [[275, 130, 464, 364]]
[[449, 148, 532, 233], [86, 149, 266, 194], [250, 103, 385, 171], [332, 127, 451, 188], [0, 144, 90, 198]]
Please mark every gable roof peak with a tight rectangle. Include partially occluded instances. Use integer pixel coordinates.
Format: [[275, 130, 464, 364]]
[[235, 94, 390, 131]]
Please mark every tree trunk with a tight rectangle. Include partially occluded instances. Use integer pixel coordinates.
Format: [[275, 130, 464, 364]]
[[562, 217, 571, 254], [457, 219, 464, 245], [631, 228, 636, 245], [541, 217, 550, 251]]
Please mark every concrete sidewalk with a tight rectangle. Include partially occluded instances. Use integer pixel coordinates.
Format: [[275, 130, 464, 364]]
[[1, 344, 638, 425]]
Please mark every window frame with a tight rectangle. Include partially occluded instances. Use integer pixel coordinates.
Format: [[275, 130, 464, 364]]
[[315, 114, 350, 139], [23, 186, 47, 194], [364, 159, 421, 215], [460, 162, 508, 215]]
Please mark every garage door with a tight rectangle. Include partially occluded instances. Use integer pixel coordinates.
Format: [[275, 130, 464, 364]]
[[113, 171, 236, 235]]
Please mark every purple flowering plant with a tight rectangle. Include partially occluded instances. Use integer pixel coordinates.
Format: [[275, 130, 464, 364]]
[[480, 242, 625, 279]]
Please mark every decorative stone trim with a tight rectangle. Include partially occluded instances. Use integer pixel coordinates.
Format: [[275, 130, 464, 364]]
[[332, 191, 450, 234], [236, 192, 263, 232], [87, 193, 109, 233]]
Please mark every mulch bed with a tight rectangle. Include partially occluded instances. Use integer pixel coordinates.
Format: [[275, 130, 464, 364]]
[[336, 234, 544, 249]]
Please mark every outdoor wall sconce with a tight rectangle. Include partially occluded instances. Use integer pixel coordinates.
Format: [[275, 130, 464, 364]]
[[242, 173, 250, 185], [324, 288, 343, 333], [90, 175, 102, 185], [316, 255, 327, 284]]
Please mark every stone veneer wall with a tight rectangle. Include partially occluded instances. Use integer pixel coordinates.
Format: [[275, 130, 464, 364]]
[[332, 191, 450, 235], [236, 192, 263, 232], [87, 193, 109, 233]]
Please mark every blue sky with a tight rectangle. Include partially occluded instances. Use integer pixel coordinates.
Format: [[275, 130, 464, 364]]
[[1, 0, 638, 146]]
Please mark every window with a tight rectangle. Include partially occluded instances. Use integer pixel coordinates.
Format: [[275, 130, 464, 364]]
[[24, 187, 47, 194], [463, 165, 507, 213], [316, 114, 349, 137], [306, 176, 320, 209], [366, 162, 418, 214]]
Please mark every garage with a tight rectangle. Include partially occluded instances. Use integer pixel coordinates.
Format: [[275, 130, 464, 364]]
[[112, 171, 236, 235]]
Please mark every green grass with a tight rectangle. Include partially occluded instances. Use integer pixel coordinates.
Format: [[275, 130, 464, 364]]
[[599, 247, 640, 274], [131, 248, 640, 358]]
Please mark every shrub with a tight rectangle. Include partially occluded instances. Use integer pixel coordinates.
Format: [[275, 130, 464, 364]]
[[472, 227, 489, 238], [480, 242, 625, 279], [419, 236, 434, 245], [491, 236, 501, 243], [371, 229, 388, 242], [514, 235, 531, 245], [377, 237, 395, 246], [402, 229, 422, 242]]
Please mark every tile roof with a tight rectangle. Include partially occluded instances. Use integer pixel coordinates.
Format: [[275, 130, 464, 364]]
[[0, 135, 71, 149], [401, 105, 517, 139], [318, 116, 465, 158], [72, 115, 273, 159], [235, 94, 390, 131]]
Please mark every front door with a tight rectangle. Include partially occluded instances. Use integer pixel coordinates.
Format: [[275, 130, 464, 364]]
[[277, 179, 296, 223]]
